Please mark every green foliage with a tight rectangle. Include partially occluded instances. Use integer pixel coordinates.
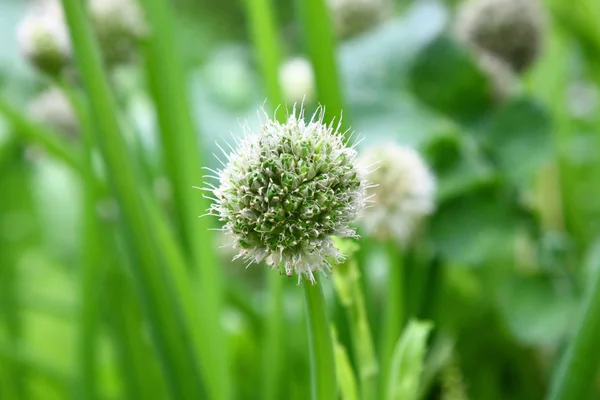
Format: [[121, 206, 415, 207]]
[[1, 0, 600, 399], [386, 320, 432, 400]]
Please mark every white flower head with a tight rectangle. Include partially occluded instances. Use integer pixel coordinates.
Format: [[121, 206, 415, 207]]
[[455, 0, 545, 73], [357, 143, 436, 245], [207, 107, 368, 284], [89, 0, 147, 64], [29, 87, 79, 139], [279, 57, 315, 104], [17, 0, 71, 76], [328, 0, 392, 39]]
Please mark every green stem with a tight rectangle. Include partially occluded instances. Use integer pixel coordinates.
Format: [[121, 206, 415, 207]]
[[262, 272, 285, 400], [295, 0, 346, 129], [244, 0, 285, 116], [0, 248, 28, 400], [140, 0, 230, 396], [106, 267, 166, 400], [60, 0, 203, 397], [303, 278, 337, 400], [55, 79, 104, 400], [242, 2, 287, 399], [379, 242, 404, 400], [333, 256, 378, 400], [549, 265, 600, 400], [351, 273, 379, 400], [0, 98, 80, 170], [77, 108, 101, 400]]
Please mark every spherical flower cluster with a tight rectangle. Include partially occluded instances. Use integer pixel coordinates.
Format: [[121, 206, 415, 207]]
[[328, 0, 392, 39], [357, 144, 435, 245], [278, 57, 315, 104], [456, 0, 545, 73], [28, 87, 79, 139], [17, 0, 71, 76], [208, 108, 368, 283], [89, 0, 147, 64]]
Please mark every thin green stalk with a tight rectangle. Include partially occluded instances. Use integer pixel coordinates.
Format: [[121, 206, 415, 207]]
[[333, 254, 378, 400], [295, 0, 345, 128], [332, 327, 359, 400], [303, 278, 337, 400], [262, 272, 285, 400], [0, 250, 28, 400], [77, 133, 101, 400], [57, 81, 102, 400], [0, 153, 31, 400], [0, 98, 80, 170], [242, 1, 286, 399], [140, 0, 230, 396], [380, 242, 405, 400], [549, 264, 600, 400], [406, 247, 430, 319], [60, 0, 203, 397], [244, 0, 286, 116], [106, 268, 166, 400]]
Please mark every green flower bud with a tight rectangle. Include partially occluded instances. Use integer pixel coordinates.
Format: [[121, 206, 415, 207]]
[[208, 107, 368, 283]]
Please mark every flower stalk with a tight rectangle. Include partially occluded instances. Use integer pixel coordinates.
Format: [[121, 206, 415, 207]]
[[550, 264, 600, 400], [379, 242, 405, 400], [332, 239, 378, 400], [303, 278, 338, 400]]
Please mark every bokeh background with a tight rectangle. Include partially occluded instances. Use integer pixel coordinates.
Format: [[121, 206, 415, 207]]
[[1, 0, 600, 399]]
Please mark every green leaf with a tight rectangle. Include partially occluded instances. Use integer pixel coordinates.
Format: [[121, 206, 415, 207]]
[[409, 35, 494, 123], [425, 131, 496, 201], [0, 99, 80, 170], [429, 184, 521, 266], [385, 320, 433, 400], [498, 274, 578, 346], [477, 97, 553, 187], [331, 327, 359, 400]]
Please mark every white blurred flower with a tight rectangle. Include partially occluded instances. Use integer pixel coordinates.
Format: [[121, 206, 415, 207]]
[[456, 0, 545, 73], [29, 87, 79, 139], [328, 0, 392, 39], [279, 57, 315, 104], [89, 0, 147, 64], [357, 144, 436, 245], [17, 0, 71, 76]]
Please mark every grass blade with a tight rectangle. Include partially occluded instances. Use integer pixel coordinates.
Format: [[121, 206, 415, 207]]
[[303, 279, 337, 400], [59, 0, 204, 397], [0, 99, 80, 170], [332, 326, 359, 400], [295, 0, 345, 127], [386, 320, 432, 400], [140, 0, 230, 396], [242, 1, 286, 399]]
